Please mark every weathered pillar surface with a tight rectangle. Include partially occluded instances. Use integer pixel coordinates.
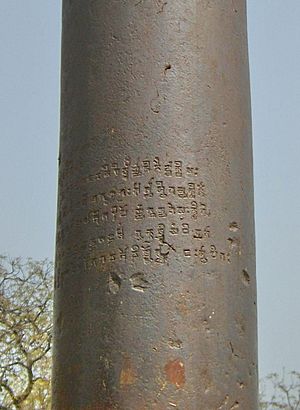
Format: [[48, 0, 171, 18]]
[[52, 1, 258, 409]]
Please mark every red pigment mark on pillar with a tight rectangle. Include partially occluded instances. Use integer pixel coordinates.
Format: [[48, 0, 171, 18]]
[[164, 359, 185, 388], [120, 356, 137, 387]]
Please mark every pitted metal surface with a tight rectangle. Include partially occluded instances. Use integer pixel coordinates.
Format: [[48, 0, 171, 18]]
[[52, 1, 258, 409]]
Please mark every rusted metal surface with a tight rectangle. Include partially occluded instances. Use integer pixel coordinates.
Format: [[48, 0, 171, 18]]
[[52, 1, 258, 409]]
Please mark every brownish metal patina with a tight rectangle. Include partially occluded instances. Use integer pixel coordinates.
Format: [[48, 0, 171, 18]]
[[52, 1, 258, 408]]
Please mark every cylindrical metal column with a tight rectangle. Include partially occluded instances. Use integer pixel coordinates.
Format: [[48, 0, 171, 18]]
[[52, 1, 258, 409]]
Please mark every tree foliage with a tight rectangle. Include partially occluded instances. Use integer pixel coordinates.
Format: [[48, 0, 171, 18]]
[[0, 256, 53, 409]]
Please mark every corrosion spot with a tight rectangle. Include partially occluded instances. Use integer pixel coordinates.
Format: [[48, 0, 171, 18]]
[[168, 338, 183, 350], [218, 395, 229, 409], [201, 368, 213, 394], [242, 269, 250, 286], [108, 272, 121, 295], [227, 237, 239, 249], [229, 222, 239, 232], [150, 91, 161, 114], [164, 359, 185, 388], [120, 357, 137, 387], [157, 0, 168, 13], [130, 272, 150, 292], [230, 402, 240, 409], [229, 341, 239, 358], [164, 63, 172, 73], [176, 293, 189, 317]]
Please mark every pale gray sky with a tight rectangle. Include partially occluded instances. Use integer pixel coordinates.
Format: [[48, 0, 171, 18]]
[[0, 1, 299, 381]]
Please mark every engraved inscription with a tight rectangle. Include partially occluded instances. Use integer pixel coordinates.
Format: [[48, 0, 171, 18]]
[[85, 157, 199, 183], [56, 155, 239, 285]]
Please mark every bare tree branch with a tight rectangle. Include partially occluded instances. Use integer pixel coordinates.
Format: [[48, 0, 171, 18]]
[[0, 256, 53, 409]]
